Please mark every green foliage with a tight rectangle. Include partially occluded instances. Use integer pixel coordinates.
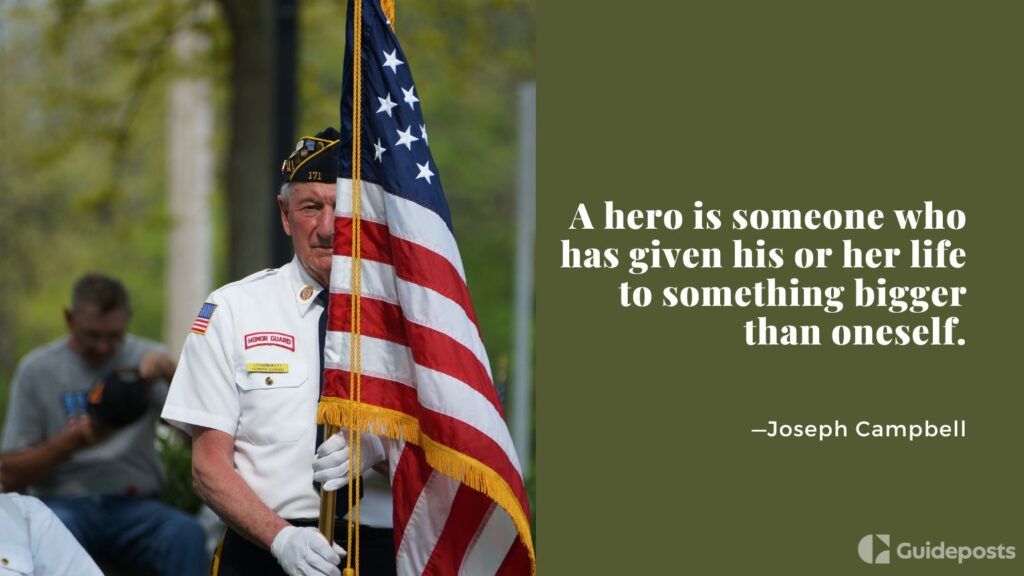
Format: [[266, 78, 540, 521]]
[[0, 0, 224, 422], [0, 0, 206, 368], [157, 430, 203, 514]]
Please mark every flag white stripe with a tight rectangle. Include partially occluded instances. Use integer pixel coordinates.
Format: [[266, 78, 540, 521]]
[[458, 504, 518, 576], [396, 471, 458, 575], [324, 332, 414, 384], [414, 365, 521, 476], [395, 275, 492, 381], [330, 256, 399, 305], [331, 255, 492, 380], [324, 332, 523, 476], [336, 178, 466, 281], [384, 438, 407, 477]]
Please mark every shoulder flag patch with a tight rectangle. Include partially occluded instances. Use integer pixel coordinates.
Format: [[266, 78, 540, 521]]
[[191, 302, 217, 335]]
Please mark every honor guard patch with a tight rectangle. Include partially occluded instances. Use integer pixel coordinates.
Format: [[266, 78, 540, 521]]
[[191, 303, 217, 335], [244, 332, 296, 351]]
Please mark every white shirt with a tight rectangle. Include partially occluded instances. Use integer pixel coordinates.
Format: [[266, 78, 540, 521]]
[[0, 493, 103, 576], [162, 257, 392, 524]]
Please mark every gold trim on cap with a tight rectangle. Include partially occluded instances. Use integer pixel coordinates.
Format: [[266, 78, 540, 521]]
[[289, 138, 341, 181]]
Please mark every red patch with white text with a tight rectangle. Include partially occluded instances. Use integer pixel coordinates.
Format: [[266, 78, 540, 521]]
[[244, 332, 296, 352]]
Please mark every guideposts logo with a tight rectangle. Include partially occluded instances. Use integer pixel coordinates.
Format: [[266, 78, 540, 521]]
[[858, 534, 1015, 565], [858, 535, 890, 564]]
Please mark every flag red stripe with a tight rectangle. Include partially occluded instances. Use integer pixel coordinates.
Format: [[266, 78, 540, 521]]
[[391, 444, 434, 552], [423, 487, 494, 575], [328, 293, 409, 346], [334, 216, 390, 261], [322, 369, 417, 407], [496, 541, 532, 576], [334, 216, 480, 328], [327, 294, 502, 416], [406, 322, 502, 416]]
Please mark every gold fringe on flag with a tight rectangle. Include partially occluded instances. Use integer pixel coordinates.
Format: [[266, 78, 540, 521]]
[[318, 398, 537, 573]]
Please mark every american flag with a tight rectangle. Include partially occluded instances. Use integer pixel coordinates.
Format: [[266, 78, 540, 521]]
[[191, 302, 216, 335], [319, 1, 534, 574]]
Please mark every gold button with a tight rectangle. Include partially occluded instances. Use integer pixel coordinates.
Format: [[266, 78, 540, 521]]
[[265, 377, 274, 386], [1, 558, 8, 566]]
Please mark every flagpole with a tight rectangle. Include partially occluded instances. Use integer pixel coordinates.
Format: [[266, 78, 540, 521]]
[[317, 423, 339, 542]]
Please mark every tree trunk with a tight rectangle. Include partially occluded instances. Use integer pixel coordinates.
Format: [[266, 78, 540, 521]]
[[219, 0, 276, 280]]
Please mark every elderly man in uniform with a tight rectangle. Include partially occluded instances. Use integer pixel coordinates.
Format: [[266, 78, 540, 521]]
[[162, 128, 396, 576]]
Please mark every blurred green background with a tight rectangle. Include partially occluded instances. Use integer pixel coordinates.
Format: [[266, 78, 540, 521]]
[[0, 0, 534, 511]]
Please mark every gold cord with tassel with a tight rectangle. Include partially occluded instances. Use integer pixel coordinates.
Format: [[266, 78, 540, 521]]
[[317, 2, 404, 574], [341, 0, 364, 572]]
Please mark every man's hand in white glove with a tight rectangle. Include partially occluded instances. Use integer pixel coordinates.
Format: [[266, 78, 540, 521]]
[[313, 431, 385, 492], [270, 526, 345, 576]]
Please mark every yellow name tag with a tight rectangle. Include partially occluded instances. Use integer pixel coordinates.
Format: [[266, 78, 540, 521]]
[[246, 362, 289, 374]]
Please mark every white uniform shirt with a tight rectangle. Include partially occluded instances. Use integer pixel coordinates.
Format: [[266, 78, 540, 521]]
[[0, 493, 103, 576], [162, 257, 392, 524]]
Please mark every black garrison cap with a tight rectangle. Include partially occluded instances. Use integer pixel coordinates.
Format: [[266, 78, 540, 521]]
[[281, 127, 342, 185]]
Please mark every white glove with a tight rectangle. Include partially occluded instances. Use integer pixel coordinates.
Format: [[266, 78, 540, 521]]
[[270, 526, 345, 576], [313, 431, 385, 492]]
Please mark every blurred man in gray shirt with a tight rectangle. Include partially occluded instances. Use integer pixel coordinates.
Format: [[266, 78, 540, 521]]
[[1, 273, 207, 575]]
